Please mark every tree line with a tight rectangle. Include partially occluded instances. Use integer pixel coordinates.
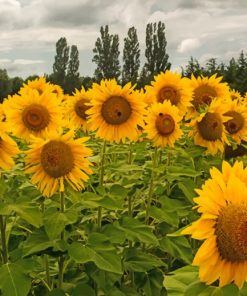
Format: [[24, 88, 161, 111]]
[[1, 21, 247, 103]]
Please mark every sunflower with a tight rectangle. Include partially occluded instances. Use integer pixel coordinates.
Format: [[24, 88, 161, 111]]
[[188, 99, 229, 155], [19, 76, 52, 96], [182, 160, 247, 288], [223, 99, 247, 144], [4, 90, 64, 140], [145, 70, 193, 115], [25, 132, 93, 197], [230, 89, 243, 102], [66, 87, 91, 132], [87, 79, 146, 143], [189, 74, 230, 115], [144, 101, 183, 147], [0, 123, 20, 170]]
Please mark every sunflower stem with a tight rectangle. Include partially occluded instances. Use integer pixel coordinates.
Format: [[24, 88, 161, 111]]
[[58, 191, 65, 289], [145, 147, 158, 224], [0, 215, 8, 264], [98, 141, 106, 230]]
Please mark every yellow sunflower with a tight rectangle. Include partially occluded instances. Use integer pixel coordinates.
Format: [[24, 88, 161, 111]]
[[49, 83, 64, 100], [87, 79, 146, 143], [188, 99, 229, 155], [145, 70, 193, 115], [25, 132, 93, 197], [66, 87, 91, 132], [230, 89, 243, 102], [144, 101, 183, 147], [189, 74, 230, 115], [182, 160, 247, 288], [19, 76, 52, 96], [0, 123, 20, 170], [223, 99, 247, 144], [4, 90, 63, 140]]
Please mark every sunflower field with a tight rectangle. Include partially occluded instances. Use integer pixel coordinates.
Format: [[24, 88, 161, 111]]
[[1, 72, 247, 296]]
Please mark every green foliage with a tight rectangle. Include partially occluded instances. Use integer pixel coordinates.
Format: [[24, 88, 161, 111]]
[[65, 44, 81, 94], [92, 25, 121, 82], [122, 26, 140, 85]]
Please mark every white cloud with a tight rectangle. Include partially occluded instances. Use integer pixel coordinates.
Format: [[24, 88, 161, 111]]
[[13, 59, 44, 65], [0, 58, 11, 63], [177, 38, 200, 53]]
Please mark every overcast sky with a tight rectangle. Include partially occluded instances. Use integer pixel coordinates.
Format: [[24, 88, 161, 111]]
[[0, 0, 247, 78]]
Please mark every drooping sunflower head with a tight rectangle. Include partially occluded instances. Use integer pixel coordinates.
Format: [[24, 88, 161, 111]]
[[4, 90, 64, 140], [87, 79, 146, 143], [189, 74, 230, 114], [223, 99, 247, 144], [66, 87, 91, 132], [25, 132, 93, 197], [0, 123, 20, 170], [144, 101, 183, 147], [145, 70, 193, 115], [188, 99, 229, 155], [182, 160, 247, 288]]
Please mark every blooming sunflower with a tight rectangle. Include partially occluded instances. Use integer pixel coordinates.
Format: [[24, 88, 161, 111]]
[[182, 160, 247, 288], [87, 79, 146, 143], [189, 74, 230, 115], [66, 87, 91, 132], [4, 90, 63, 140], [144, 101, 183, 147], [223, 99, 247, 144], [0, 123, 20, 170], [188, 99, 229, 155], [145, 70, 193, 115], [230, 89, 243, 102], [25, 132, 93, 197], [19, 76, 52, 96]]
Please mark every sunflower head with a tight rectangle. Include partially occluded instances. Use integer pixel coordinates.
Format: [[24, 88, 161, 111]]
[[4, 90, 64, 140], [87, 79, 146, 143], [25, 132, 93, 197], [19, 76, 52, 96], [189, 74, 230, 115], [145, 70, 193, 115], [144, 101, 183, 147], [182, 160, 247, 288], [188, 99, 229, 155]]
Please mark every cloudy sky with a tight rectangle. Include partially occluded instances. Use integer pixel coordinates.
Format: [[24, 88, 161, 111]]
[[0, 0, 247, 78]]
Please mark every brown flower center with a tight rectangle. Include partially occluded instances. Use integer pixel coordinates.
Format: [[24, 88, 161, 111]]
[[74, 99, 90, 120], [197, 112, 223, 141], [158, 86, 180, 105], [193, 85, 217, 110], [22, 104, 50, 131], [101, 96, 131, 125], [41, 140, 74, 178], [156, 113, 175, 136], [215, 203, 247, 262], [224, 111, 244, 134]]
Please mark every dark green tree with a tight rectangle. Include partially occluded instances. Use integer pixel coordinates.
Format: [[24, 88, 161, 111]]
[[0, 69, 12, 103], [181, 57, 204, 78], [92, 25, 120, 82], [65, 45, 80, 93], [140, 21, 171, 85], [50, 37, 70, 88], [122, 26, 140, 85], [10, 76, 24, 95]]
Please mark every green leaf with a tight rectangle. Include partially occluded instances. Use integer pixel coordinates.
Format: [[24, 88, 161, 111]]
[[149, 206, 179, 227], [116, 217, 159, 246], [72, 283, 96, 296], [87, 232, 116, 251], [44, 207, 78, 240], [167, 165, 202, 178], [68, 242, 92, 263], [124, 248, 165, 272], [13, 204, 42, 228], [109, 184, 128, 198], [0, 263, 31, 296], [177, 179, 197, 204], [48, 289, 66, 296], [159, 236, 193, 264]]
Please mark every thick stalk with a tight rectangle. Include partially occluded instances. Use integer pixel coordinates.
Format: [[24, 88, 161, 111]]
[[145, 148, 158, 224], [0, 215, 8, 264], [58, 191, 65, 289], [97, 141, 106, 229]]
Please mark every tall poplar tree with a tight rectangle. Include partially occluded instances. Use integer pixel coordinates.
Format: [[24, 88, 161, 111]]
[[122, 26, 140, 85], [140, 21, 171, 86], [92, 25, 120, 82], [65, 45, 80, 93], [51, 37, 70, 88]]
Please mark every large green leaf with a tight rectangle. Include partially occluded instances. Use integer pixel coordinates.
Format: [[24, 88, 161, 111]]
[[0, 263, 31, 296]]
